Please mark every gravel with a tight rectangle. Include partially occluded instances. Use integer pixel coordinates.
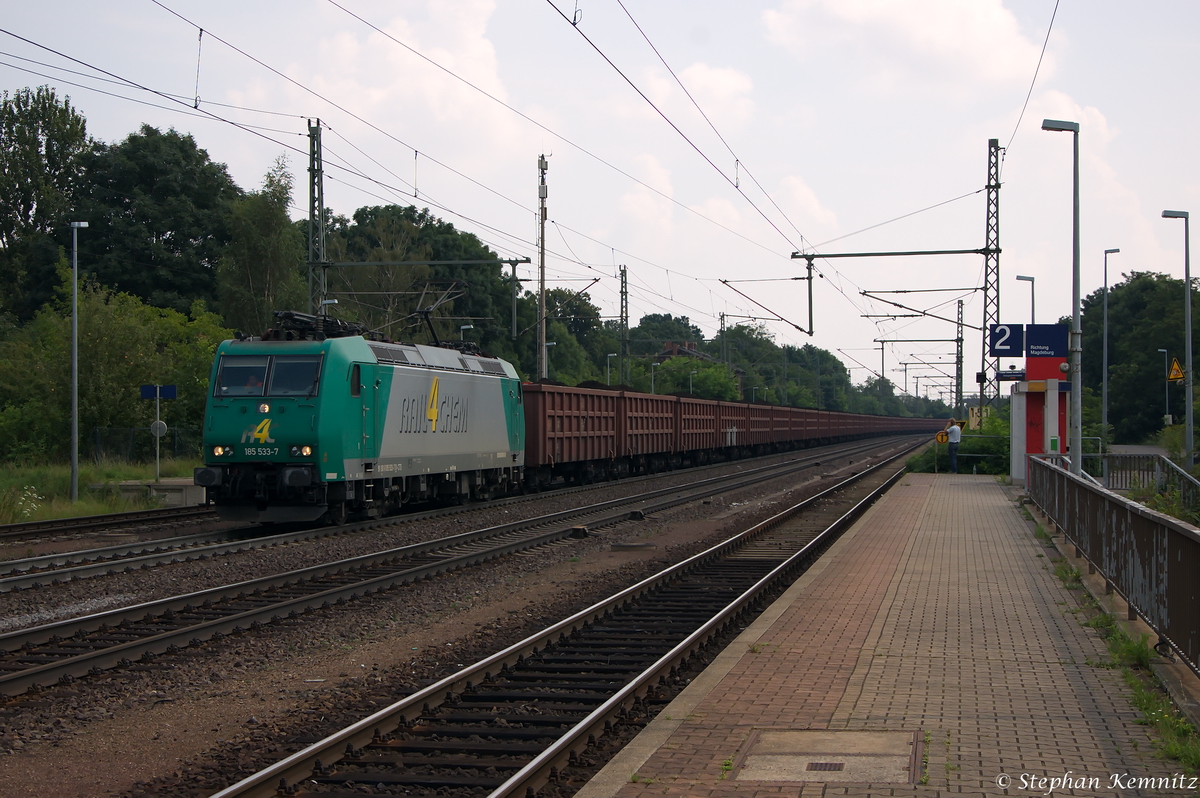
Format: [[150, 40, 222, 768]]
[[0, 440, 913, 797]]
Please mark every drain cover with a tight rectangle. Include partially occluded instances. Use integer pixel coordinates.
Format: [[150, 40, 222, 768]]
[[736, 730, 916, 783]]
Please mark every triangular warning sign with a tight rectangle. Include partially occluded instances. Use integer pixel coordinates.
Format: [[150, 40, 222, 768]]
[[1169, 358, 1185, 382]]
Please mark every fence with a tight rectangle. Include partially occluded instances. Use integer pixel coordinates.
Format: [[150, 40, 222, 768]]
[[90, 427, 202, 463], [1027, 456, 1200, 677]]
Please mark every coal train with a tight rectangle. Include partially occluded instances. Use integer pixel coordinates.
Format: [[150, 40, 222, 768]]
[[194, 312, 942, 523]]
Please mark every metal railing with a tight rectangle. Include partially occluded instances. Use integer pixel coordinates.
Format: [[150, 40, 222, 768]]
[[1103, 452, 1200, 509], [1027, 456, 1200, 677]]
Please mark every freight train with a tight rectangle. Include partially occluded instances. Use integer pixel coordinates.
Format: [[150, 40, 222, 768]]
[[194, 312, 942, 523]]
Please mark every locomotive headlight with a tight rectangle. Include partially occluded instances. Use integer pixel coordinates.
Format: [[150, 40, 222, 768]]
[[289, 444, 314, 457], [212, 445, 234, 457], [258, 403, 270, 413]]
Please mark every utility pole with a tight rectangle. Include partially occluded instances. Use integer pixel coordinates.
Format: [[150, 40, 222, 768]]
[[619, 265, 629, 384], [307, 119, 327, 315], [719, 312, 727, 368], [537, 155, 549, 379], [981, 139, 1002, 405], [511, 260, 519, 340], [956, 299, 965, 417]]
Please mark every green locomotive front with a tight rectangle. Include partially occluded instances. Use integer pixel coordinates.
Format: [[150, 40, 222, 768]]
[[195, 320, 525, 523]]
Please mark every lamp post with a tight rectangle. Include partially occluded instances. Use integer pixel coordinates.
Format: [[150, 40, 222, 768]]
[[689, 370, 698, 395], [606, 353, 617, 386], [1042, 118, 1082, 475], [1159, 348, 1170, 424], [1103, 249, 1120, 469], [459, 324, 474, 341], [751, 386, 758, 402], [1163, 209, 1193, 467], [1016, 275, 1036, 324], [70, 221, 88, 502], [650, 362, 658, 394]]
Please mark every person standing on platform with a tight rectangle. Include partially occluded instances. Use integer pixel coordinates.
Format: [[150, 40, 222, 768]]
[[944, 418, 962, 474]]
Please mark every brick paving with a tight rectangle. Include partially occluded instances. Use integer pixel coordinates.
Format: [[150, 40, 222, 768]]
[[580, 474, 1180, 798]]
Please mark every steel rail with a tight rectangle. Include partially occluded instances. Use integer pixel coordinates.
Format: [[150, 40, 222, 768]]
[[0, 438, 898, 590], [209, 449, 913, 798], [0, 504, 215, 541], [0, 440, 905, 696]]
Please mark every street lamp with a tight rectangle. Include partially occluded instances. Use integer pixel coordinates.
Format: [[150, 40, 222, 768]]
[[1158, 348, 1170, 424], [1163, 209, 1193, 467], [751, 386, 758, 402], [459, 324, 474, 341], [606, 353, 617, 386], [689, 370, 698, 395], [70, 221, 88, 502], [1015, 275, 1036, 324], [650, 362, 658, 394], [1042, 117, 1082, 475], [1103, 248, 1120, 464]]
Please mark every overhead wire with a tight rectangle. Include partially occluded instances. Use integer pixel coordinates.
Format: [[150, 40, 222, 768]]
[[1004, 0, 1062, 156]]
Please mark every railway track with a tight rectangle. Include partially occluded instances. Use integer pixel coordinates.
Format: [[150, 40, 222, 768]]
[[0, 504, 216, 542], [0, 438, 911, 698], [0, 438, 897, 593], [210, 445, 910, 797]]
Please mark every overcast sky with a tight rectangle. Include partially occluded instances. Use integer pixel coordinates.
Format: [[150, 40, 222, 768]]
[[4, 1, 1197, 398]]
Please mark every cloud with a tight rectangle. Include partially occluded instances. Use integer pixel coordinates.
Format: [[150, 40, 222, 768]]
[[677, 63, 756, 129], [776, 174, 838, 241], [762, 0, 1049, 89], [619, 154, 676, 239]]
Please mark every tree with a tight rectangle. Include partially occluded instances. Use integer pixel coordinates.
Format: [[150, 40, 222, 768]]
[[217, 157, 306, 334], [1080, 271, 1200, 444], [326, 205, 526, 367], [0, 86, 93, 319], [0, 86, 91, 247], [0, 268, 231, 462], [76, 125, 241, 313], [628, 313, 704, 356]]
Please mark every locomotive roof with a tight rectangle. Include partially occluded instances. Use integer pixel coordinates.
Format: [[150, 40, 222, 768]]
[[218, 336, 517, 379]]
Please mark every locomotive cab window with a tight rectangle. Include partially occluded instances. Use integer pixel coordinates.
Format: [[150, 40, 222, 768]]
[[268, 356, 323, 396], [350, 364, 361, 397], [215, 355, 269, 397]]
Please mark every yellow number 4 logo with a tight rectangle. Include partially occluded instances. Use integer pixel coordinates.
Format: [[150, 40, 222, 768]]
[[426, 378, 440, 432], [252, 419, 274, 443]]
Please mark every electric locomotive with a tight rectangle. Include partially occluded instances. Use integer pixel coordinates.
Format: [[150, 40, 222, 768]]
[[194, 312, 525, 523]]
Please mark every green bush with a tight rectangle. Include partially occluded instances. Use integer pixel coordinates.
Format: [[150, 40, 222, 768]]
[[906, 414, 1010, 474]]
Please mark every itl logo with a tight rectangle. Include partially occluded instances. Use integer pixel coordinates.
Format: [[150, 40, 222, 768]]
[[241, 419, 276, 444]]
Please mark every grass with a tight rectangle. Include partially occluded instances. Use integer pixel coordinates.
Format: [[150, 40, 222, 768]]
[[1044, 539, 1200, 773], [0, 459, 201, 524], [918, 730, 931, 785]]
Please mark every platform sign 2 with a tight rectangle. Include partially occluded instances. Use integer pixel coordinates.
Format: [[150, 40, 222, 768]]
[[988, 324, 1025, 357]]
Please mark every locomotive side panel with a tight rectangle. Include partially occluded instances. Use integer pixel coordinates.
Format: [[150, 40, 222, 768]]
[[374, 363, 516, 479]]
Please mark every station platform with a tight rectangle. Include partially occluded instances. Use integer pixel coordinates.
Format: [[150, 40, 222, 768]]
[[577, 473, 1183, 798]]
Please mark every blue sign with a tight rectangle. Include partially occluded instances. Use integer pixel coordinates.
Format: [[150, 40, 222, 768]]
[[1025, 324, 1068, 358], [140, 384, 177, 400], [988, 324, 1025, 357]]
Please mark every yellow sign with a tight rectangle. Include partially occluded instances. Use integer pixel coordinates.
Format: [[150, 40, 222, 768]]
[[935, 431, 949, 444], [1169, 358, 1185, 382], [426, 378, 441, 431]]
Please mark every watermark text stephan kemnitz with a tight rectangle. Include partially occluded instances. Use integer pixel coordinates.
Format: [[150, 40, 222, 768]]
[[994, 771, 1198, 793]]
